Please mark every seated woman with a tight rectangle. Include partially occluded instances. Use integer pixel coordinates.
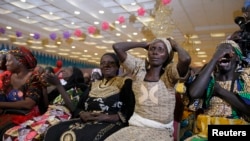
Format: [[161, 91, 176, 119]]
[[3, 66, 88, 140], [186, 40, 250, 141], [43, 53, 135, 141], [0, 46, 46, 138], [105, 38, 191, 141]]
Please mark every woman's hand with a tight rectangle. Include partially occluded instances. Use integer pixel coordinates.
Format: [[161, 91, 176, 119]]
[[43, 73, 61, 86]]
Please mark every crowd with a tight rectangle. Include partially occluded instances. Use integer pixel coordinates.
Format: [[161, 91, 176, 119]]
[[0, 3, 250, 141]]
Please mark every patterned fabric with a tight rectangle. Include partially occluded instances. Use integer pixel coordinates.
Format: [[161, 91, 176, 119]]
[[53, 87, 84, 109], [187, 67, 250, 140], [43, 76, 135, 141], [3, 105, 71, 141], [8, 46, 37, 69], [105, 54, 188, 141]]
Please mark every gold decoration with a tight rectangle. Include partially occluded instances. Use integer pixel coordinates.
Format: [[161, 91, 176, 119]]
[[129, 14, 137, 23], [148, 3, 175, 38], [141, 26, 155, 41]]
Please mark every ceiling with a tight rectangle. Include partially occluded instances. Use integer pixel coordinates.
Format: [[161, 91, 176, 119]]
[[0, 0, 245, 67]]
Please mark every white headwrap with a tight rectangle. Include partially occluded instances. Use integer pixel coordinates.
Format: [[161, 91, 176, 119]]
[[151, 38, 172, 54]]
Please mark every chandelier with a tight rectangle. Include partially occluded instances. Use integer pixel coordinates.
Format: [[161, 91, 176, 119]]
[[148, 3, 175, 38]]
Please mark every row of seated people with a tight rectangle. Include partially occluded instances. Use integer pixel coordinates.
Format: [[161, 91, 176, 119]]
[[1, 37, 250, 141]]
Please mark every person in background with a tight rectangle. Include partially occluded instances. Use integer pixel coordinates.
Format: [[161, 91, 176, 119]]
[[91, 68, 102, 82], [47, 66, 86, 103], [0, 49, 11, 102], [43, 53, 135, 141], [0, 46, 46, 139], [186, 40, 250, 141], [53, 59, 63, 74], [83, 72, 91, 86], [105, 38, 191, 141]]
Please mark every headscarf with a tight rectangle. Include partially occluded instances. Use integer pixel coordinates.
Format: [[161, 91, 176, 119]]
[[151, 38, 172, 54], [220, 40, 243, 61], [8, 46, 37, 69]]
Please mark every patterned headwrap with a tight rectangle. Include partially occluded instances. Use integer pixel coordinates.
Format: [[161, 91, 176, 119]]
[[8, 46, 37, 69], [220, 40, 243, 61]]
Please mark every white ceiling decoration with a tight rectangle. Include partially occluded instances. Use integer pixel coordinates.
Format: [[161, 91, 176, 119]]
[[0, 0, 245, 67]]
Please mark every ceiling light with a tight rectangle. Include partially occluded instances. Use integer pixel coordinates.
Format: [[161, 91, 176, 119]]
[[10, 1, 35, 9], [84, 42, 96, 45], [102, 40, 115, 44], [70, 55, 78, 58], [94, 21, 99, 25], [89, 34, 103, 39], [43, 27, 59, 31], [96, 46, 107, 49], [27, 40, 41, 44], [0, 8, 11, 14], [49, 12, 53, 15], [84, 50, 88, 52], [131, 3, 136, 5], [193, 40, 201, 44], [116, 33, 121, 36], [41, 14, 61, 20], [71, 52, 81, 54], [133, 32, 138, 35], [74, 11, 80, 15], [197, 51, 206, 55], [45, 50, 56, 52], [142, 38, 147, 41], [99, 10, 104, 14], [45, 44, 58, 48], [59, 49, 70, 52], [195, 48, 200, 51], [19, 18, 38, 24], [106, 49, 114, 52], [202, 60, 206, 63], [6, 26, 12, 29], [121, 25, 127, 28], [71, 46, 75, 48], [94, 53, 98, 55], [197, 54, 208, 58], [127, 39, 131, 42], [0, 37, 8, 41], [210, 33, 225, 37], [58, 53, 69, 56], [30, 46, 43, 49], [82, 55, 92, 57]]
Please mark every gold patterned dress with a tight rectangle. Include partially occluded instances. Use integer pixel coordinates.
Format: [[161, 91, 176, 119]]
[[105, 54, 188, 141], [43, 76, 135, 141]]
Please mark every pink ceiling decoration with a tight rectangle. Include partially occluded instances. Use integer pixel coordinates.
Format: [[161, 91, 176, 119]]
[[101, 21, 110, 30], [49, 32, 57, 40], [162, 0, 171, 5], [88, 26, 96, 34], [16, 31, 22, 37], [74, 29, 82, 37], [137, 7, 146, 16], [117, 16, 125, 24]]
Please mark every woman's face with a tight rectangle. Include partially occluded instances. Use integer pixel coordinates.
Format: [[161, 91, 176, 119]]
[[148, 41, 168, 67], [100, 55, 118, 79], [61, 67, 73, 80], [6, 54, 20, 72]]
